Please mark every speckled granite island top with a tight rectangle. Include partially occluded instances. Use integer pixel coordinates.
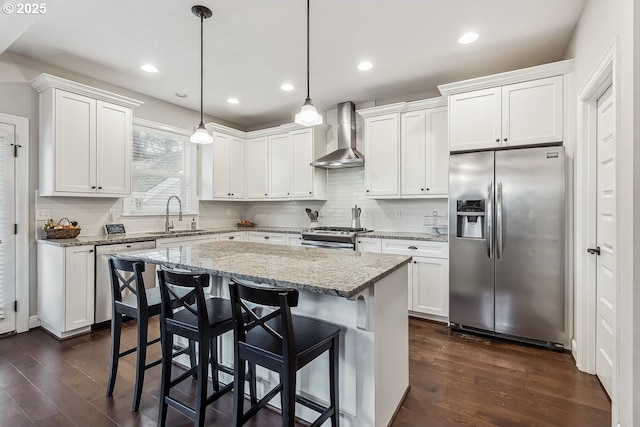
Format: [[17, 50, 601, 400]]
[[121, 240, 411, 298]]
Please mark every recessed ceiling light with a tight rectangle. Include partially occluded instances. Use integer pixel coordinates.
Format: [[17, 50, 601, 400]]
[[458, 32, 479, 44], [227, 98, 239, 104], [175, 93, 187, 98], [281, 83, 295, 91], [140, 64, 158, 73], [357, 61, 373, 71]]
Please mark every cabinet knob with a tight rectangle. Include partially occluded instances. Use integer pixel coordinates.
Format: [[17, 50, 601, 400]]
[[91, 186, 96, 189], [420, 188, 424, 191], [495, 139, 500, 143], [309, 191, 312, 194], [228, 193, 231, 196], [229, 236, 234, 240], [89, 249, 94, 253], [287, 192, 289, 195], [413, 260, 417, 264], [426, 188, 430, 191], [503, 138, 508, 142], [366, 189, 370, 193], [264, 236, 270, 240], [265, 193, 268, 196], [98, 186, 103, 189]]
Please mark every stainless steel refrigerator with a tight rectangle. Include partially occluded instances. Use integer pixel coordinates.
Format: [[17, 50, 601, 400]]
[[448, 146, 565, 346]]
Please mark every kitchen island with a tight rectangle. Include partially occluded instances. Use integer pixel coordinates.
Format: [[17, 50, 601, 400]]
[[122, 240, 411, 427]]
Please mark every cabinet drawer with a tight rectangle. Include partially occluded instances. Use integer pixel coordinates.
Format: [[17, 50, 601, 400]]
[[382, 239, 448, 259], [219, 232, 245, 241], [248, 231, 286, 245]]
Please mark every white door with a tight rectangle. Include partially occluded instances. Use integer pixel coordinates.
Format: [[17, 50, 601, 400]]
[[426, 107, 449, 195], [212, 133, 231, 198], [289, 129, 314, 198], [268, 133, 290, 198], [228, 137, 246, 199], [0, 122, 16, 334], [364, 113, 399, 197], [595, 85, 615, 398], [245, 137, 268, 199], [400, 110, 427, 195], [96, 101, 131, 195], [448, 87, 501, 152]]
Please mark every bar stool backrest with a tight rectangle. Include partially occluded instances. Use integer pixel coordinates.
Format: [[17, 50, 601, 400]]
[[108, 257, 148, 312], [157, 267, 210, 339], [228, 279, 299, 362]]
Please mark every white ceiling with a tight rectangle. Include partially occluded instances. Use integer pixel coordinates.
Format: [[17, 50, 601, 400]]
[[6, 0, 586, 130]]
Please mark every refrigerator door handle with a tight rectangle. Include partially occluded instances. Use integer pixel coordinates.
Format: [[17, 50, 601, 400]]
[[497, 181, 503, 259], [487, 181, 493, 258]]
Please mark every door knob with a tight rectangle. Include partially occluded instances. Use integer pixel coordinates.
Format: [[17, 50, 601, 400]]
[[587, 246, 601, 255]]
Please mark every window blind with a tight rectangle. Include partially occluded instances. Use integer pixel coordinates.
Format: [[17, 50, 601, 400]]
[[123, 124, 197, 216]]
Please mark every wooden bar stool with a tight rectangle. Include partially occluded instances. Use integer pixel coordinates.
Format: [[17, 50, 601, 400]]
[[157, 268, 256, 427], [228, 278, 341, 427], [106, 257, 195, 412]]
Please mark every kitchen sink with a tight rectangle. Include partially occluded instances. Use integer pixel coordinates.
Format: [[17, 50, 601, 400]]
[[146, 229, 209, 235]]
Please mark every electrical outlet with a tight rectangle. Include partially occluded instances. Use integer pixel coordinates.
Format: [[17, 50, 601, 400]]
[[395, 209, 401, 219], [37, 209, 51, 220]]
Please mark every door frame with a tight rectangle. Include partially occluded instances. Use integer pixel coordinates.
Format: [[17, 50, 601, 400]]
[[0, 113, 29, 333], [574, 38, 618, 395]]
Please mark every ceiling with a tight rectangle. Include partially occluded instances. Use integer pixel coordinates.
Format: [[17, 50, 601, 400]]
[[5, 0, 586, 130]]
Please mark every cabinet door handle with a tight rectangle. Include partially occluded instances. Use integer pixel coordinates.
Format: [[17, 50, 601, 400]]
[[89, 249, 94, 253], [264, 236, 270, 240], [495, 139, 500, 143], [408, 246, 418, 250], [228, 236, 235, 240], [91, 186, 96, 189], [503, 138, 508, 142]]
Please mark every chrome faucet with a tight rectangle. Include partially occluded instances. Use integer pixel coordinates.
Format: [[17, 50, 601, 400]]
[[165, 195, 183, 232]]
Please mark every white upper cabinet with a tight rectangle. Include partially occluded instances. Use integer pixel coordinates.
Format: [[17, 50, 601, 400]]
[[268, 133, 291, 198], [440, 61, 572, 152], [363, 112, 400, 197], [400, 106, 449, 197], [245, 137, 269, 199], [501, 76, 563, 147], [360, 100, 448, 199], [31, 74, 141, 197], [289, 128, 327, 199], [449, 87, 502, 152], [202, 132, 246, 199]]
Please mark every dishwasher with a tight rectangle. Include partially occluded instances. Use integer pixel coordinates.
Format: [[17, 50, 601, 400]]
[[94, 240, 156, 324]]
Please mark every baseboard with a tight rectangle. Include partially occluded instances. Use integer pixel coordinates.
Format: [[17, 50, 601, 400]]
[[29, 315, 41, 329]]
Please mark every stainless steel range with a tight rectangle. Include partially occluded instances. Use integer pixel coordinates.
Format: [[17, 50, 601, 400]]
[[301, 226, 372, 250]]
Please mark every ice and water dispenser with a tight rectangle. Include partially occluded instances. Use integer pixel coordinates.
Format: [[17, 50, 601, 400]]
[[456, 200, 485, 239]]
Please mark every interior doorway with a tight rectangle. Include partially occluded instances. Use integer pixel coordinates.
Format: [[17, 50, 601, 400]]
[[0, 113, 29, 335]]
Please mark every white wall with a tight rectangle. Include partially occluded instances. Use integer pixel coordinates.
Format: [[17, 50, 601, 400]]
[[564, 0, 636, 425]]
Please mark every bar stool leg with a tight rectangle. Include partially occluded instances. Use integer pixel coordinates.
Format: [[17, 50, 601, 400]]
[[106, 313, 122, 396], [209, 337, 220, 392], [158, 331, 173, 427], [132, 316, 148, 411], [231, 356, 246, 427], [330, 337, 340, 426], [281, 366, 297, 427], [195, 336, 210, 426], [248, 361, 257, 405]]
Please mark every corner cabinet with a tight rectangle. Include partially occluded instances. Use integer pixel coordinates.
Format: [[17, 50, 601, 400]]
[[37, 242, 95, 339], [31, 74, 142, 197], [440, 61, 573, 152], [200, 131, 246, 200]]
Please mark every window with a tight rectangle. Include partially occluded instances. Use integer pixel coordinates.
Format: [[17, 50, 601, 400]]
[[123, 119, 197, 216]]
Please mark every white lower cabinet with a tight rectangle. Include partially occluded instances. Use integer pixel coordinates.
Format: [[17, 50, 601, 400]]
[[411, 257, 449, 318], [286, 234, 303, 246], [356, 237, 382, 253], [37, 242, 95, 339], [247, 231, 286, 245], [381, 239, 449, 320], [218, 231, 246, 242]]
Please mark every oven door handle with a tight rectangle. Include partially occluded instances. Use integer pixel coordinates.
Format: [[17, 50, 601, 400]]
[[301, 240, 354, 250]]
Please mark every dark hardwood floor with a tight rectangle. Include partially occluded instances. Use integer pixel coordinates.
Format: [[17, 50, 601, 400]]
[[0, 317, 610, 426]]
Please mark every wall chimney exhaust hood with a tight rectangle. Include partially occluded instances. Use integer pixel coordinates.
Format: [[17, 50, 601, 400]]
[[311, 101, 364, 169]]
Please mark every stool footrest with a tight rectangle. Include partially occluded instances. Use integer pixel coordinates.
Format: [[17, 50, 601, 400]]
[[242, 382, 283, 422]]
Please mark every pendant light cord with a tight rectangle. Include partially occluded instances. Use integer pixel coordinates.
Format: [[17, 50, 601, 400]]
[[306, 0, 310, 100], [199, 12, 204, 124]]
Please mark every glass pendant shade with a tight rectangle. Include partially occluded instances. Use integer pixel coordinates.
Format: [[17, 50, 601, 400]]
[[190, 122, 213, 144], [295, 97, 323, 127]]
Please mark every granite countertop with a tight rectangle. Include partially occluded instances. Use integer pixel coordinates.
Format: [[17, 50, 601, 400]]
[[120, 241, 411, 298], [38, 225, 448, 247], [37, 226, 305, 247], [364, 231, 448, 242]]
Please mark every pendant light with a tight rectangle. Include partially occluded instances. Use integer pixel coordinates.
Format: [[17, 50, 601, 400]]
[[190, 5, 213, 144], [295, 0, 323, 127]]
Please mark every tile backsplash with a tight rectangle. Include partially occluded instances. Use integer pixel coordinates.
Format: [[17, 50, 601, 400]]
[[35, 168, 447, 237]]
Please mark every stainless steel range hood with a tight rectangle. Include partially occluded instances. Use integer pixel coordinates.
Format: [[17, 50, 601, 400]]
[[311, 101, 364, 169]]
